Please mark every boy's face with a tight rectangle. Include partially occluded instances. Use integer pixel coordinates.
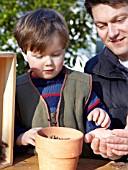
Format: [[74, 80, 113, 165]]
[[92, 4, 128, 60], [26, 36, 65, 79]]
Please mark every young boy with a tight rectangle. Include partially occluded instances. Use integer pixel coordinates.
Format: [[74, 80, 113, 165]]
[[14, 8, 111, 157]]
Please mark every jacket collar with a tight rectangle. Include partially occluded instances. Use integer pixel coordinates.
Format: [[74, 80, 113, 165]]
[[93, 47, 128, 79]]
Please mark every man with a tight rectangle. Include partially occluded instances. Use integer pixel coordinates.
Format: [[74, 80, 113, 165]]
[[84, 0, 128, 159]]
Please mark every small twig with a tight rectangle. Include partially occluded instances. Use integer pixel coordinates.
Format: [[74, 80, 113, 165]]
[[48, 135, 70, 140]]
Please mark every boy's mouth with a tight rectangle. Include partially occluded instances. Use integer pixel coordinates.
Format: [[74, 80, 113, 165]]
[[44, 69, 54, 74]]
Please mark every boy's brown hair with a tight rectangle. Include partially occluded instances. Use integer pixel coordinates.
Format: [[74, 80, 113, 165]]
[[13, 8, 69, 54]]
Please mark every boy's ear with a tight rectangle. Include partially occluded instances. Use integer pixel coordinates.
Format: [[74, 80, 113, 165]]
[[21, 51, 28, 62]]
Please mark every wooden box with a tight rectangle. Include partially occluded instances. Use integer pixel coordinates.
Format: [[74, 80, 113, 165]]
[[0, 52, 16, 168]]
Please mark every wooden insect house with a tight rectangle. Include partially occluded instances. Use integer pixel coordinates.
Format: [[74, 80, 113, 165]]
[[0, 52, 16, 168]]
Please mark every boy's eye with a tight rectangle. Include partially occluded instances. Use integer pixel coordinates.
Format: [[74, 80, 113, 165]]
[[52, 54, 60, 57]]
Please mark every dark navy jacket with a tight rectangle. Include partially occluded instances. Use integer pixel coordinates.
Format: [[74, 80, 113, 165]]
[[84, 47, 128, 129]]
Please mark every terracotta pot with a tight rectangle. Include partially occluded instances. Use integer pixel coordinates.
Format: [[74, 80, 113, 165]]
[[35, 127, 84, 170]]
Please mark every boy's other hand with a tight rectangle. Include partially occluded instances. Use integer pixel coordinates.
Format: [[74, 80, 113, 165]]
[[87, 108, 111, 129]]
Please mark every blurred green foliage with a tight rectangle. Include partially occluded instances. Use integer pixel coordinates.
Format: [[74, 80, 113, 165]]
[[0, 0, 96, 76]]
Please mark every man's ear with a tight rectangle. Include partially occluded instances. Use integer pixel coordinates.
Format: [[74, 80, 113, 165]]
[[21, 51, 28, 62]]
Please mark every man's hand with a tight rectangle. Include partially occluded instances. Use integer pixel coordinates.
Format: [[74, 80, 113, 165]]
[[84, 128, 120, 159], [106, 129, 128, 156]]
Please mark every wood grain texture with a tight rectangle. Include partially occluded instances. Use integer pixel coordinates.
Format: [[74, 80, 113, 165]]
[[0, 52, 16, 168], [3, 154, 128, 170]]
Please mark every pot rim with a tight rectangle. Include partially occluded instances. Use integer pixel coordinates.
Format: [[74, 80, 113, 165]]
[[36, 127, 84, 142]]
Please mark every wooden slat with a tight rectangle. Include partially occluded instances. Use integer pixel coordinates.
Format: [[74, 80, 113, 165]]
[[0, 52, 16, 168], [0, 59, 6, 145]]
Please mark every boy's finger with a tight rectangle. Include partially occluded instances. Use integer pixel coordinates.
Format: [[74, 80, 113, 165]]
[[95, 110, 105, 125], [100, 114, 111, 128], [92, 110, 100, 122], [87, 109, 100, 121], [87, 112, 93, 121]]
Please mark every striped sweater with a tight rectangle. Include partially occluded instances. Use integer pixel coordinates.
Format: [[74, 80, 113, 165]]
[[31, 70, 109, 133]]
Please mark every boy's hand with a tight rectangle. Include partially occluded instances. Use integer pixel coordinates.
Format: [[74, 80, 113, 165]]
[[16, 127, 42, 146], [87, 108, 111, 129]]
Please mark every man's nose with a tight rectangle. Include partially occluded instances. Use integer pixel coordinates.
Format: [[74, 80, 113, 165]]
[[108, 23, 119, 39]]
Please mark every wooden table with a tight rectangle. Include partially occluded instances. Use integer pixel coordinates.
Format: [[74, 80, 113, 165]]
[[3, 154, 128, 170]]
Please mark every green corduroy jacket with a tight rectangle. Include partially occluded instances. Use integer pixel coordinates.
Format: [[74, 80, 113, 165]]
[[15, 66, 93, 157]]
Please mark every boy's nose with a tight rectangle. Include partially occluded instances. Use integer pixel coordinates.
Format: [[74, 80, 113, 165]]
[[45, 55, 53, 65]]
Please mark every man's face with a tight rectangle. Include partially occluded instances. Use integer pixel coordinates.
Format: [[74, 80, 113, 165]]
[[92, 4, 128, 60]]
